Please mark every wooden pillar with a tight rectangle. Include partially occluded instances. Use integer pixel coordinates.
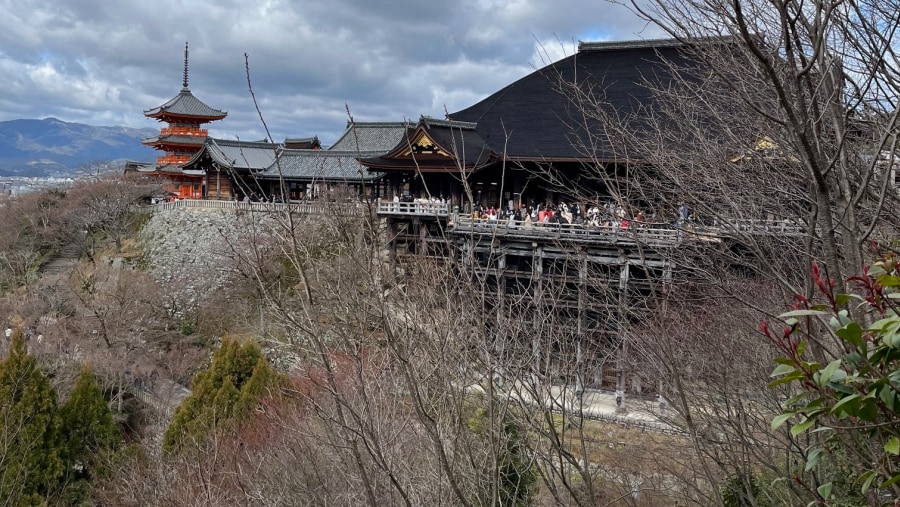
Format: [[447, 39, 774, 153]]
[[532, 243, 544, 379], [616, 260, 630, 412]]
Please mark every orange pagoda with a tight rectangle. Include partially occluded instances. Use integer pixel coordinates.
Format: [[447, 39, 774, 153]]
[[140, 42, 227, 199]]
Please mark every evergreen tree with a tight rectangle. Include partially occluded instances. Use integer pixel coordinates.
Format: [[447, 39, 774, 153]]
[[0, 329, 63, 505], [163, 337, 282, 452], [59, 364, 121, 474]]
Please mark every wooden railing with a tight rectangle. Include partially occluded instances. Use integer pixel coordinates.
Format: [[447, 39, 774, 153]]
[[450, 217, 806, 244], [377, 199, 450, 216], [450, 217, 687, 247]]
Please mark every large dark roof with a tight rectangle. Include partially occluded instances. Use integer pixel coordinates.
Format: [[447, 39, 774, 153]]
[[449, 39, 695, 161], [144, 88, 227, 121], [258, 150, 383, 181]]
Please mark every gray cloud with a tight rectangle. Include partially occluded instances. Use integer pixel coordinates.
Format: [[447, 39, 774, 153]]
[[0, 0, 659, 145]]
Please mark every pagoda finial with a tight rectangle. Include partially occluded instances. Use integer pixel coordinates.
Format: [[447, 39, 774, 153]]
[[183, 42, 189, 89]]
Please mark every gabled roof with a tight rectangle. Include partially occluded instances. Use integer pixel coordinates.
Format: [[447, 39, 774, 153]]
[[284, 136, 321, 150], [449, 38, 697, 161], [144, 88, 227, 121], [182, 138, 279, 171], [123, 160, 156, 174], [329, 121, 413, 152], [359, 116, 496, 172], [258, 150, 383, 181]]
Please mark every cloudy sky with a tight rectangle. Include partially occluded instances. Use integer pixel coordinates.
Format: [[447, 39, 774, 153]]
[[0, 0, 660, 145]]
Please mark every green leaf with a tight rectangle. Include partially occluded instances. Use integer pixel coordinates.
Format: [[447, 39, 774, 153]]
[[816, 482, 833, 499], [878, 275, 900, 287], [836, 322, 864, 348], [779, 309, 827, 319], [858, 400, 879, 422], [830, 310, 852, 329], [859, 470, 877, 494], [881, 473, 900, 489], [869, 316, 900, 333], [772, 412, 795, 431], [771, 363, 796, 377], [790, 417, 817, 436], [768, 371, 805, 388], [885, 437, 900, 456], [816, 359, 842, 387], [868, 264, 887, 276], [831, 394, 861, 416], [805, 447, 825, 472], [879, 386, 897, 411], [834, 293, 852, 306]]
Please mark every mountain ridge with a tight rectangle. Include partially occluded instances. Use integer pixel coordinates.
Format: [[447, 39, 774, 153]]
[[0, 118, 158, 176]]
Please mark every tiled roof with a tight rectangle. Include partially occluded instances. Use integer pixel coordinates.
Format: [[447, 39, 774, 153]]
[[449, 39, 697, 161], [284, 136, 321, 149], [329, 122, 412, 152], [123, 160, 156, 174], [154, 164, 186, 174], [183, 138, 278, 171], [420, 116, 478, 130], [359, 120, 495, 171], [258, 150, 383, 181], [141, 134, 207, 146], [144, 88, 227, 120]]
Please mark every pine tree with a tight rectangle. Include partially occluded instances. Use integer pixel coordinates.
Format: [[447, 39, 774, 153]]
[[59, 364, 121, 474], [163, 336, 282, 452], [0, 329, 63, 505]]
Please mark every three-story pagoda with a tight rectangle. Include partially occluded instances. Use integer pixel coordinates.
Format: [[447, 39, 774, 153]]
[[141, 43, 226, 199]]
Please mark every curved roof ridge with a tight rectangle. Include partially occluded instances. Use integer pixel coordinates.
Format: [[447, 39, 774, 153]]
[[213, 138, 276, 147], [343, 121, 412, 129], [420, 116, 477, 130], [578, 35, 735, 52]]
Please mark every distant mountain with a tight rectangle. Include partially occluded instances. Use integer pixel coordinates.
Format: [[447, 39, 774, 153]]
[[0, 118, 158, 176]]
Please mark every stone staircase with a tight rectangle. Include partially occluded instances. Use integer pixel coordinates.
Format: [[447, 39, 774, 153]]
[[41, 243, 82, 276]]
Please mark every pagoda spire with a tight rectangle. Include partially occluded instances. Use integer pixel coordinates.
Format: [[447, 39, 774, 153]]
[[183, 42, 189, 89]]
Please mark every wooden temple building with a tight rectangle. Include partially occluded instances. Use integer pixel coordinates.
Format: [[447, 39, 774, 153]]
[[179, 121, 409, 201], [132, 38, 792, 401], [360, 39, 717, 397]]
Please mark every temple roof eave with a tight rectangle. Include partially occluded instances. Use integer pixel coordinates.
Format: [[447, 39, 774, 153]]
[[359, 156, 481, 173]]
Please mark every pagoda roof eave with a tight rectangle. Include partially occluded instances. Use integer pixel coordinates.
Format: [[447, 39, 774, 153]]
[[145, 111, 227, 122], [142, 134, 208, 148], [143, 87, 227, 121]]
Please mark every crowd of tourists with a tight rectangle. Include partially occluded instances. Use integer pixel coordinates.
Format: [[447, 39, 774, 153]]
[[465, 201, 696, 231]]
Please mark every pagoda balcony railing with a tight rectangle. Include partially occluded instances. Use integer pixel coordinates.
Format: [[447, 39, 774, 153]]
[[377, 199, 450, 217], [156, 154, 192, 165], [159, 127, 209, 137]]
